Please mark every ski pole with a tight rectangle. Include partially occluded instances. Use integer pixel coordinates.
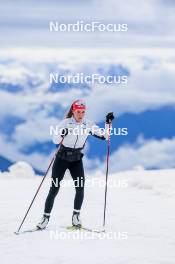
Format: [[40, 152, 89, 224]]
[[103, 122, 111, 228], [15, 140, 63, 234]]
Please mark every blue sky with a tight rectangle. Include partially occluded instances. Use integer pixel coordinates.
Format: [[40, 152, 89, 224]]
[[0, 1, 175, 173]]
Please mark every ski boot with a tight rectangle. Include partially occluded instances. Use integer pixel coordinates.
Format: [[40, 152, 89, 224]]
[[37, 213, 50, 230], [72, 210, 82, 228]]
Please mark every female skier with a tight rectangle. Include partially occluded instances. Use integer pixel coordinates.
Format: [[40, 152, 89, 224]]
[[37, 99, 114, 229]]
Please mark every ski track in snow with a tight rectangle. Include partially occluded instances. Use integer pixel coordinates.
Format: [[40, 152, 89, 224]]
[[0, 168, 175, 264]]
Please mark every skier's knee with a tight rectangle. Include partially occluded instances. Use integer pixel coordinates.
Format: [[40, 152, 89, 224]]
[[51, 177, 61, 188], [48, 185, 59, 198]]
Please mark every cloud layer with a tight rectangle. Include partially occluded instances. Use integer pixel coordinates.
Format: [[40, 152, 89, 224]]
[[0, 48, 175, 171], [0, 0, 175, 48], [107, 136, 175, 172]]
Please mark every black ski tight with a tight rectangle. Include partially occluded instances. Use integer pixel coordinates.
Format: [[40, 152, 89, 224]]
[[44, 155, 85, 214]]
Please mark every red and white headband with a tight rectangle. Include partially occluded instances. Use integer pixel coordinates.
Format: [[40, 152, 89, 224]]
[[72, 100, 86, 111]]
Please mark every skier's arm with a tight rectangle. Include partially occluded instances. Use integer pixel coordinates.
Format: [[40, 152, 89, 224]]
[[90, 112, 114, 140], [90, 122, 111, 140], [51, 119, 68, 144]]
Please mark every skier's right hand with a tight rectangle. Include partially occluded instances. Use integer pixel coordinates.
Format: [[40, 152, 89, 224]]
[[60, 128, 68, 137]]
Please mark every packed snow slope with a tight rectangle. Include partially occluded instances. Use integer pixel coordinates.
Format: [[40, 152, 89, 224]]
[[0, 162, 175, 264]]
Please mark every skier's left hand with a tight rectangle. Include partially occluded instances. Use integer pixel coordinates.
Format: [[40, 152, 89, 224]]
[[106, 112, 114, 123]]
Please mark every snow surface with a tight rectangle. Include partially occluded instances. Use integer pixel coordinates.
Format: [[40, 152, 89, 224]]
[[0, 162, 175, 264]]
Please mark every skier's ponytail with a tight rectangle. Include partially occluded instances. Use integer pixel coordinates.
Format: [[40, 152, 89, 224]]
[[65, 104, 73, 118]]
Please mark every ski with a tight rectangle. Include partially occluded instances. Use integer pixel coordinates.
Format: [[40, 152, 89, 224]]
[[14, 225, 105, 235], [14, 227, 44, 235], [66, 225, 105, 233]]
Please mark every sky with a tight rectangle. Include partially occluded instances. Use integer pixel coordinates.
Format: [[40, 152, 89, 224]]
[[0, 0, 175, 48], [0, 0, 175, 173]]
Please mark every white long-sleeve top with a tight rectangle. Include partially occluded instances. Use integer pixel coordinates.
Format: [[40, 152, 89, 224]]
[[51, 116, 111, 149]]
